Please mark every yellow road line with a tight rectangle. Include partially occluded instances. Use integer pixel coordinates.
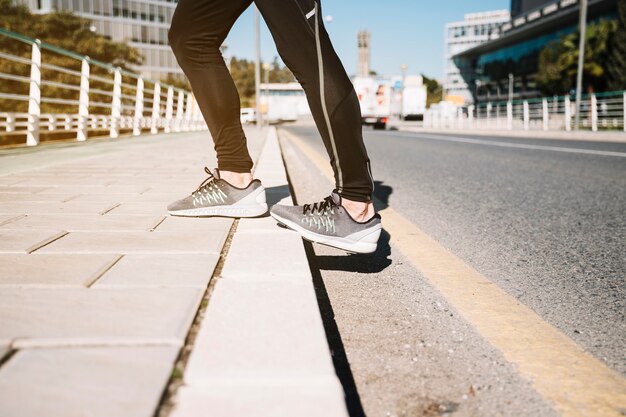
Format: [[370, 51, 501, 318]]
[[279, 128, 626, 417]]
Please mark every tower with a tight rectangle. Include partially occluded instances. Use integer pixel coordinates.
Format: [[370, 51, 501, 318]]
[[357, 31, 371, 77]]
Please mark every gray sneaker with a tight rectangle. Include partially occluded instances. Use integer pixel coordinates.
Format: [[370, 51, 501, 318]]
[[167, 167, 267, 218], [270, 191, 382, 254]]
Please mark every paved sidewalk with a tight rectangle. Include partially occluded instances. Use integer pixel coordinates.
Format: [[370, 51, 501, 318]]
[[0, 127, 347, 417], [169, 128, 348, 417]]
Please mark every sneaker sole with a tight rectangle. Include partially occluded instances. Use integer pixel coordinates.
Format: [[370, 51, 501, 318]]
[[270, 212, 381, 254], [169, 203, 268, 218]]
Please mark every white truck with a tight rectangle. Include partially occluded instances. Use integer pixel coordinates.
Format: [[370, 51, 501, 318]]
[[401, 75, 427, 121], [353, 76, 392, 130]]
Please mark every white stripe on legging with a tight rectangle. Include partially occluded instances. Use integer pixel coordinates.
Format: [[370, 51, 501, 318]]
[[314, 2, 343, 193]]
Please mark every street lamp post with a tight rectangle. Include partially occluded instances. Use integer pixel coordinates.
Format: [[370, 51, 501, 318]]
[[262, 62, 270, 123], [400, 63, 407, 119], [254, 6, 262, 129], [574, 0, 588, 131]]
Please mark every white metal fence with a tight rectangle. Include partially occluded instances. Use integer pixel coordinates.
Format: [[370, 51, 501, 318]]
[[0, 27, 206, 146], [424, 92, 626, 132]]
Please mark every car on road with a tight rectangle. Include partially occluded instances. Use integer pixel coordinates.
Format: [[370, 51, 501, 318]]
[[240, 108, 256, 125]]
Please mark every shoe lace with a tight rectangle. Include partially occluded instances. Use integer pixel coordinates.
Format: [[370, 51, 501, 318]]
[[193, 167, 218, 195], [303, 196, 337, 215], [302, 196, 337, 233], [191, 167, 226, 204]]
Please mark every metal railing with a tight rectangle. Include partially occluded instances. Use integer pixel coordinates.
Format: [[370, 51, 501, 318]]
[[424, 91, 626, 133], [0, 27, 206, 146]]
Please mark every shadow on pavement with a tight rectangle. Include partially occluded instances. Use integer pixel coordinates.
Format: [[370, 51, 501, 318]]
[[303, 240, 367, 417], [265, 184, 291, 206]]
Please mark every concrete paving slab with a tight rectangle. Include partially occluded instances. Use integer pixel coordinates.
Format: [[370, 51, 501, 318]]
[[220, 230, 311, 281], [41, 185, 151, 194], [155, 216, 233, 233], [0, 346, 179, 417], [37, 230, 228, 254], [1, 214, 162, 231], [68, 193, 181, 203], [171, 380, 348, 417], [0, 177, 24, 185], [0, 287, 203, 345], [0, 215, 23, 226], [184, 279, 334, 384], [0, 186, 50, 193], [0, 192, 79, 202], [16, 177, 117, 186], [235, 216, 287, 233], [0, 201, 118, 215], [0, 229, 66, 253], [0, 254, 120, 287], [105, 202, 169, 215], [95, 254, 219, 288]]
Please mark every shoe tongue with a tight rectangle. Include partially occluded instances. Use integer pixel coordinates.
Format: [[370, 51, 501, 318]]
[[330, 191, 342, 205], [213, 168, 221, 180]]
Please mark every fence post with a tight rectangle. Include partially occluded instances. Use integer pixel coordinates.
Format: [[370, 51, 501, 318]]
[[591, 94, 598, 132], [487, 102, 492, 129], [77, 57, 90, 141], [27, 39, 41, 146], [507, 101, 513, 130], [623, 92, 626, 132], [110, 68, 122, 138], [6, 113, 15, 132], [565, 96, 571, 131], [164, 86, 174, 133], [184, 92, 193, 132], [468, 105, 474, 128], [133, 76, 144, 136], [523, 100, 529, 130], [175, 90, 184, 132], [496, 103, 501, 129], [151, 81, 161, 134], [542, 98, 549, 131]]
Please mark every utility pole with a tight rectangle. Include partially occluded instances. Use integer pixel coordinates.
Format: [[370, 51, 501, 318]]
[[574, 0, 588, 131], [400, 64, 407, 119], [254, 5, 262, 129], [263, 62, 270, 122]]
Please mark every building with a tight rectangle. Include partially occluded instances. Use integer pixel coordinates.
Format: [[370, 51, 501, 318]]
[[14, 0, 184, 81], [444, 10, 511, 105], [357, 31, 371, 77], [259, 83, 310, 123], [453, 0, 619, 103]]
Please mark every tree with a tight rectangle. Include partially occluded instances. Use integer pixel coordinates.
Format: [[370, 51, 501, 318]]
[[268, 57, 295, 83], [536, 19, 617, 95], [606, 0, 626, 90], [229, 56, 295, 107], [422, 74, 442, 107], [0, 0, 143, 113]]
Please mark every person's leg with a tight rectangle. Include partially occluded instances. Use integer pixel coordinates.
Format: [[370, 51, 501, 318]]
[[255, 0, 375, 218], [169, 0, 254, 186]]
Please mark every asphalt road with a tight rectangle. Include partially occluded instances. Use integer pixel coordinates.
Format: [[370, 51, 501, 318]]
[[278, 124, 625, 417]]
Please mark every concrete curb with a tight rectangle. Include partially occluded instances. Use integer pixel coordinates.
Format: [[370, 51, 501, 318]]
[[170, 127, 349, 417], [397, 126, 626, 143]]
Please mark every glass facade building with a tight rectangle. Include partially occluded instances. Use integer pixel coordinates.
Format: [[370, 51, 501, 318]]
[[444, 10, 511, 105], [454, 0, 619, 103], [15, 0, 184, 81]]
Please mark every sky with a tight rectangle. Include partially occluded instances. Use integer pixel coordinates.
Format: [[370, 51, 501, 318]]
[[224, 0, 510, 81]]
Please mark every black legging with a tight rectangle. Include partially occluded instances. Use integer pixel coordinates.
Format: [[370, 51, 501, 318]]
[[169, 0, 374, 202]]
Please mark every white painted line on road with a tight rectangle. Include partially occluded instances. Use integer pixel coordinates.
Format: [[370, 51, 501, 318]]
[[388, 132, 626, 158], [281, 128, 626, 417]]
